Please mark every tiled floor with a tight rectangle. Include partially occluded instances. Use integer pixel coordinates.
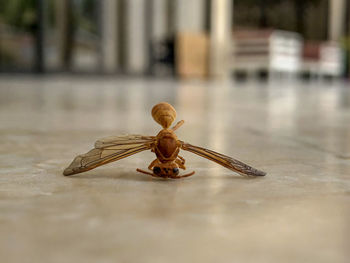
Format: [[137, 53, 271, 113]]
[[0, 76, 349, 263]]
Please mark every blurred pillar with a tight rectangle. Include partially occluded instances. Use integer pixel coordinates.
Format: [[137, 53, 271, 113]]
[[151, 0, 168, 40], [166, 0, 176, 35], [209, 0, 232, 79], [55, 0, 73, 70], [125, 0, 148, 74], [175, 0, 206, 32], [101, 0, 119, 73], [346, 0, 350, 77], [34, 0, 44, 73], [328, 0, 346, 41], [148, 0, 169, 75]]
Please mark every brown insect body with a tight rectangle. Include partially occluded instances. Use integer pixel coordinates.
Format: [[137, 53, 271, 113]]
[[151, 102, 176, 129], [148, 129, 182, 178], [141, 103, 192, 178], [155, 130, 179, 160], [63, 102, 266, 179]]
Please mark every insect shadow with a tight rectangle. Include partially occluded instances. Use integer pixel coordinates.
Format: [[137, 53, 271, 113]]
[[65, 169, 263, 182], [65, 170, 176, 182]]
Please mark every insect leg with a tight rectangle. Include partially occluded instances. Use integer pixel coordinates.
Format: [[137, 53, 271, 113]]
[[136, 168, 168, 179], [177, 155, 185, 164], [148, 159, 158, 171], [175, 158, 186, 170]]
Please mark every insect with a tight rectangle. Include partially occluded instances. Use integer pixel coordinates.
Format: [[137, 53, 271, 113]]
[[63, 102, 266, 179]]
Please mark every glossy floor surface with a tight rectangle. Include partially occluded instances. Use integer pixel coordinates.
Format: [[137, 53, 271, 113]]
[[0, 76, 349, 263]]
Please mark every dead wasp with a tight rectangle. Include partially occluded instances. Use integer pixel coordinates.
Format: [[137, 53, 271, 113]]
[[63, 102, 266, 179]]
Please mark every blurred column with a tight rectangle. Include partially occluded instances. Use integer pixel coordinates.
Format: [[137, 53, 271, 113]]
[[125, 0, 148, 74], [149, 0, 169, 75], [346, 1, 350, 77], [175, 0, 206, 32], [101, 0, 119, 73], [166, 0, 176, 34], [151, 0, 168, 40], [55, 0, 73, 70], [328, 0, 346, 41], [209, 0, 232, 79], [34, 0, 44, 73]]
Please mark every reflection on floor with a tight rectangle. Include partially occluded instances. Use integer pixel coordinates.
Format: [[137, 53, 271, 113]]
[[0, 76, 349, 263]]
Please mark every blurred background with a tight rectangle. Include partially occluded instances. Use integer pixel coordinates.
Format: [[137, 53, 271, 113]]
[[1, 2, 350, 263], [0, 0, 349, 80]]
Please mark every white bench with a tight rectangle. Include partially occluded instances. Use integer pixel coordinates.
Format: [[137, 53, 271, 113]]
[[302, 41, 343, 78], [232, 29, 302, 79]]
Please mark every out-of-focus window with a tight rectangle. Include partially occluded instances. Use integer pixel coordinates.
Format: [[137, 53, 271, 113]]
[[44, 0, 59, 71], [45, 0, 101, 72], [70, 0, 100, 72], [0, 0, 37, 71], [0, 0, 101, 73]]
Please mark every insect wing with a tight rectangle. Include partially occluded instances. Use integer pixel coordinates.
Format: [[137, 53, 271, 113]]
[[180, 142, 266, 176], [63, 135, 155, 176]]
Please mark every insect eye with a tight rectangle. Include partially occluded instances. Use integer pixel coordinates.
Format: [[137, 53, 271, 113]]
[[153, 166, 161, 174], [172, 168, 179, 175]]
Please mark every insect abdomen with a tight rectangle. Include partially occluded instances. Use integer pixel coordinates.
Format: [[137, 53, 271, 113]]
[[151, 102, 176, 129]]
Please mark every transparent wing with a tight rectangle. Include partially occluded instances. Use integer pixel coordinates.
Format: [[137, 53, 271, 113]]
[[180, 142, 266, 176], [63, 135, 155, 176]]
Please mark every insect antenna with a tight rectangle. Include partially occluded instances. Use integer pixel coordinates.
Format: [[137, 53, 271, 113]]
[[177, 171, 195, 178], [136, 168, 154, 176], [171, 120, 184, 131]]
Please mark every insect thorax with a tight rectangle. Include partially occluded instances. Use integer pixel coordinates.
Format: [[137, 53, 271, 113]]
[[155, 129, 179, 162]]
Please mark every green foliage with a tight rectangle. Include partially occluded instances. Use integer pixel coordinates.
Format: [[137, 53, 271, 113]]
[[75, 0, 98, 34], [0, 0, 37, 32]]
